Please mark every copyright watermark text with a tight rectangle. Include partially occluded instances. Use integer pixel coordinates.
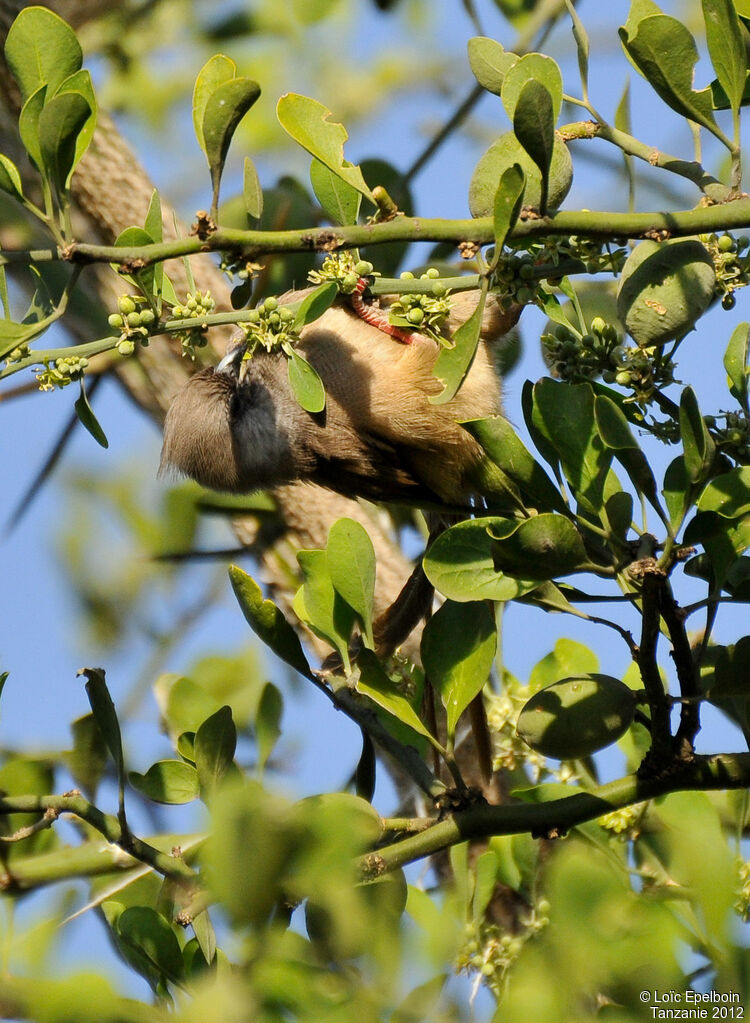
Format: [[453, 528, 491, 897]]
[[639, 990, 744, 1019]]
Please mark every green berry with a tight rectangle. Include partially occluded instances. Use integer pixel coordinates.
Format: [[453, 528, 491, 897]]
[[279, 307, 294, 322], [407, 307, 424, 325], [615, 371, 632, 386], [718, 234, 735, 253], [590, 316, 607, 336], [342, 273, 360, 291], [263, 297, 278, 312], [424, 267, 440, 279], [118, 296, 136, 315], [354, 260, 373, 276], [126, 311, 141, 327], [140, 309, 155, 326], [117, 339, 135, 356], [108, 313, 124, 329], [400, 271, 414, 279], [247, 309, 261, 323]]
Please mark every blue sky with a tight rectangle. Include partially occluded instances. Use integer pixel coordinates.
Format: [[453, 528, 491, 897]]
[[1, 0, 749, 999]]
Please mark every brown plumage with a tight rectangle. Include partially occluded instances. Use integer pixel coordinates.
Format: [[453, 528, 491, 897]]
[[160, 289, 520, 507]]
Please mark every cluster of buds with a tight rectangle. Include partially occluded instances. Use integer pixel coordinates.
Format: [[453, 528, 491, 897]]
[[700, 232, 750, 310], [218, 255, 264, 282], [599, 802, 647, 838], [492, 250, 544, 308], [3, 342, 30, 366], [239, 296, 298, 356], [735, 860, 750, 921], [387, 268, 452, 343], [486, 685, 546, 780], [704, 410, 750, 461], [555, 234, 628, 276], [456, 899, 551, 998], [169, 290, 215, 357], [108, 295, 156, 356], [542, 315, 676, 406], [308, 252, 380, 294], [36, 354, 88, 391], [492, 237, 627, 310]]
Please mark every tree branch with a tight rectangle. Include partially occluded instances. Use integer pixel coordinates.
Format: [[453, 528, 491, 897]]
[[360, 753, 750, 877]]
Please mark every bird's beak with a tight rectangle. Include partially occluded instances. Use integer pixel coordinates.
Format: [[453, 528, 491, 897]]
[[216, 334, 247, 377]]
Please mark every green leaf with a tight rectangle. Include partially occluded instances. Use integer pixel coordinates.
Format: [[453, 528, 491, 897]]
[[74, 380, 109, 449], [243, 156, 263, 220], [285, 344, 326, 413], [113, 225, 159, 299], [501, 53, 563, 121], [327, 518, 376, 648], [228, 566, 311, 677], [464, 417, 566, 513], [294, 548, 355, 669], [54, 69, 97, 179], [703, 0, 746, 114], [469, 131, 573, 217], [203, 77, 261, 210], [18, 84, 47, 170], [277, 93, 375, 203], [291, 281, 339, 333], [63, 713, 108, 797], [79, 667, 125, 790], [191, 912, 217, 970], [143, 189, 164, 305], [595, 395, 662, 511], [310, 157, 361, 225], [116, 906, 185, 987], [565, 0, 590, 94], [473, 849, 500, 921], [490, 163, 525, 264], [4, 6, 82, 104], [490, 514, 588, 580], [532, 379, 611, 514], [430, 279, 486, 405], [680, 386, 715, 484], [662, 455, 696, 531], [195, 706, 237, 796], [143, 188, 163, 244], [423, 517, 540, 602], [593, 394, 638, 450], [618, 13, 723, 143], [529, 637, 599, 692], [355, 649, 434, 741], [37, 91, 91, 194], [192, 54, 236, 154], [513, 80, 554, 214], [128, 761, 200, 805], [256, 682, 283, 772], [0, 154, 23, 199], [698, 467, 750, 518], [421, 601, 496, 738], [724, 321, 749, 407], [467, 37, 518, 95]]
